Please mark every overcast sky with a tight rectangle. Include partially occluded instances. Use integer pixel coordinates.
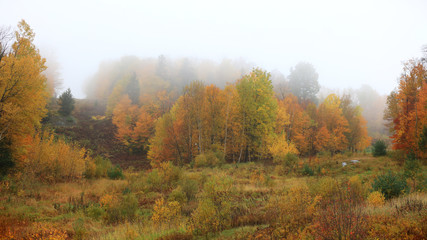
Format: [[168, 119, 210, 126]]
[[1, 0, 426, 98]]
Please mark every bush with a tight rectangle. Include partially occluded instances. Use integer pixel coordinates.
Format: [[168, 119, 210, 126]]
[[168, 186, 187, 204], [194, 147, 225, 168], [282, 153, 299, 173], [0, 141, 14, 180], [152, 198, 181, 226], [301, 164, 314, 176], [372, 171, 408, 199], [73, 218, 86, 240], [179, 177, 199, 201], [266, 183, 320, 238], [367, 191, 385, 207], [104, 193, 139, 224], [372, 140, 387, 157], [107, 165, 124, 180], [85, 156, 112, 179], [315, 180, 367, 240], [404, 153, 421, 190], [86, 204, 105, 221], [144, 162, 182, 192], [189, 175, 234, 236]]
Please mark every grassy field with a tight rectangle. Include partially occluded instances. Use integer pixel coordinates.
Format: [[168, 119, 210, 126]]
[[0, 154, 426, 239]]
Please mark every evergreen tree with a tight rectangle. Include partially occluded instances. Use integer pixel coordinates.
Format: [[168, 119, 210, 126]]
[[58, 88, 75, 116]]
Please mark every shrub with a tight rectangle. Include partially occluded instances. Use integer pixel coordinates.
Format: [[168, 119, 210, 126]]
[[104, 193, 139, 224], [73, 218, 86, 240], [372, 140, 387, 157], [189, 175, 234, 236], [168, 186, 187, 204], [266, 183, 320, 238], [372, 171, 408, 199], [315, 180, 367, 240], [389, 149, 406, 165], [179, 177, 199, 201], [143, 162, 182, 192], [152, 198, 181, 227], [194, 148, 225, 168], [22, 131, 90, 182], [403, 153, 421, 190], [0, 141, 14, 180], [85, 156, 113, 179], [107, 165, 125, 180], [367, 191, 385, 207], [282, 153, 299, 173], [301, 164, 314, 176], [86, 204, 105, 221]]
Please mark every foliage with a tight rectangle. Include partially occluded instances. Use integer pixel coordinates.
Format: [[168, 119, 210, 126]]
[[0, 20, 49, 156], [384, 59, 427, 159], [104, 193, 139, 224], [403, 153, 421, 190], [145, 162, 182, 192], [367, 191, 385, 207], [86, 204, 105, 221], [57, 88, 75, 116], [152, 198, 181, 226], [235, 68, 278, 161], [194, 149, 225, 168], [301, 164, 314, 176], [189, 175, 234, 236], [168, 186, 187, 204], [107, 165, 124, 180], [178, 177, 199, 201], [21, 130, 90, 182], [112, 94, 154, 153], [316, 94, 350, 154], [266, 183, 320, 238], [372, 139, 387, 157], [0, 141, 14, 179], [269, 134, 299, 165], [314, 180, 367, 240], [372, 171, 409, 199]]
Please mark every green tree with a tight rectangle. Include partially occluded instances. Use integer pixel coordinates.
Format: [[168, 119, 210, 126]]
[[236, 68, 277, 162], [288, 62, 320, 103], [58, 88, 75, 116]]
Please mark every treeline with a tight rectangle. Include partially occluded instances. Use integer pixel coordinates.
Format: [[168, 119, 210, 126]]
[[106, 65, 371, 166]]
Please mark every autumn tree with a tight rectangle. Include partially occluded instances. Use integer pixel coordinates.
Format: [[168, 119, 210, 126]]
[[288, 62, 320, 103], [112, 95, 154, 153], [0, 20, 48, 153], [58, 88, 75, 116], [316, 94, 349, 154], [385, 59, 427, 159], [235, 68, 277, 162], [340, 94, 371, 152], [280, 94, 314, 156]]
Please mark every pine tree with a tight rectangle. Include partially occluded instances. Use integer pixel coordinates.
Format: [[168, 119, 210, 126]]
[[58, 88, 75, 116]]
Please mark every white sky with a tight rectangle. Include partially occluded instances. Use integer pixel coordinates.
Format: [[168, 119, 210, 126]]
[[1, 0, 426, 98]]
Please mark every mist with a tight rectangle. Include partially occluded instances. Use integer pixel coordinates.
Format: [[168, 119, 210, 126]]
[[1, 0, 427, 100]]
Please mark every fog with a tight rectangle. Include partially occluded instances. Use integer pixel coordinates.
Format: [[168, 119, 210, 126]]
[[1, 0, 427, 98]]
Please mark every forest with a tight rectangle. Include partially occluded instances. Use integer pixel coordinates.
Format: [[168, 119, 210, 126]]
[[0, 20, 426, 239]]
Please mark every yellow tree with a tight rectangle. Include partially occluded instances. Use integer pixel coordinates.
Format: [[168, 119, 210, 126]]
[[317, 94, 349, 154], [281, 94, 312, 155], [235, 68, 277, 162], [0, 20, 48, 152], [203, 84, 225, 150], [340, 94, 371, 152]]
